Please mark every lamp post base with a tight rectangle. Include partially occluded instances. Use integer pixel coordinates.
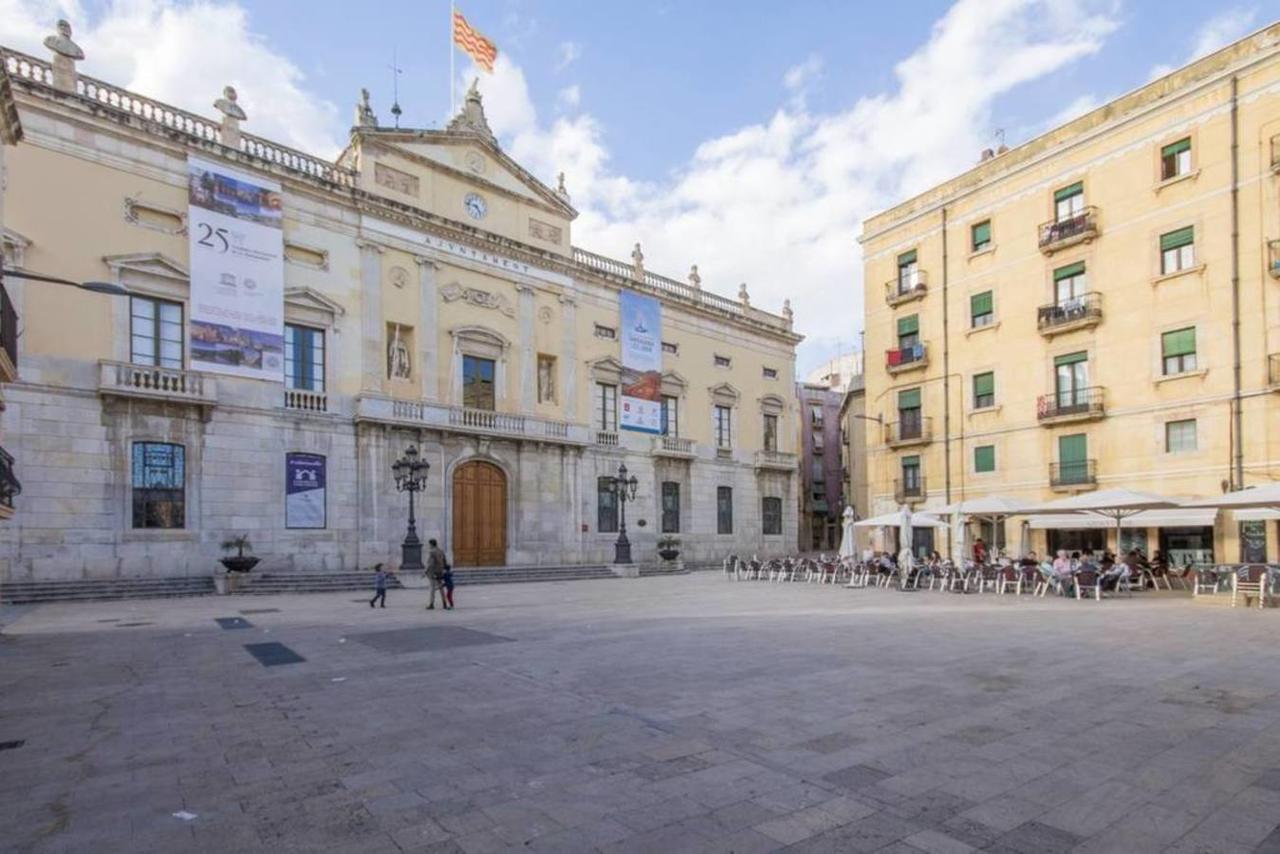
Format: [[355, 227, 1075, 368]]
[[614, 536, 632, 565], [401, 533, 424, 572]]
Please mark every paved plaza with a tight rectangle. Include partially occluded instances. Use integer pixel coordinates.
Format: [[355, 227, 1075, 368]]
[[2, 576, 1280, 853]]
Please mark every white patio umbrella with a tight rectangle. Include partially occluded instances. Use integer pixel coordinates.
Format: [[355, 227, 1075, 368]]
[[838, 505, 857, 559], [1182, 482, 1280, 510], [852, 510, 949, 528], [1019, 489, 1182, 552], [933, 496, 1035, 560], [898, 505, 913, 562]]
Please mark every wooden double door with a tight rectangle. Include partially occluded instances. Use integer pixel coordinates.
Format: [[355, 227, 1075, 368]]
[[451, 461, 507, 566]]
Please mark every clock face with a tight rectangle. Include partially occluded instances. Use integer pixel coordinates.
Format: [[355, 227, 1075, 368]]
[[464, 193, 488, 220]]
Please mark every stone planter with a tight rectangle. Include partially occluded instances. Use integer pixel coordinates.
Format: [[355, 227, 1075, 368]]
[[658, 548, 680, 562], [220, 556, 260, 573]]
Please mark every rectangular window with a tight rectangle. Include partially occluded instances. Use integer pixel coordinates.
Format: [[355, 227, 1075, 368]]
[[762, 367, 778, 379], [897, 388, 921, 439], [971, 220, 992, 252], [1054, 351, 1089, 408], [130, 296, 183, 368], [1058, 433, 1088, 484], [597, 477, 618, 533], [594, 383, 618, 432], [284, 324, 325, 392], [661, 481, 680, 533], [1053, 261, 1086, 305], [763, 413, 778, 452], [714, 405, 732, 448], [660, 395, 679, 437], [970, 290, 994, 328], [661, 341, 678, 354], [762, 497, 782, 536], [593, 324, 616, 339], [717, 486, 733, 534], [1161, 327, 1197, 375], [1160, 226, 1195, 274], [896, 249, 919, 292], [1240, 519, 1268, 563], [131, 442, 185, 529], [974, 444, 995, 473], [901, 455, 921, 493], [1165, 419, 1197, 453], [714, 354, 732, 368], [536, 354, 556, 403], [462, 355, 496, 410], [973, 371, 995, 409], [897, 313, 920, 351], [1161, 138, 1192, 180], [1054, 181, 1084, 221], [811, 458, 825, 483]]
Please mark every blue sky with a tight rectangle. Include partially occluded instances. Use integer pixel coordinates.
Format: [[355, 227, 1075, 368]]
[[3, 1, 1276, 374]]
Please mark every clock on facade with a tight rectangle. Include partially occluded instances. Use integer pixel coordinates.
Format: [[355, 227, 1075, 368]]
[[464, 193, 488, 220]]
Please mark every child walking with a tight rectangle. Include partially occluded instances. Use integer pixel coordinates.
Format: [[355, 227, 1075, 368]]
[[442, 564, 455, 610], [369, 563, 388, 608]]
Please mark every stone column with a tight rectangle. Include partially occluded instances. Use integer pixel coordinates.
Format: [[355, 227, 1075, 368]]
[[517, 283, 535, 412], [415, 256, 439, 400], [559, 292, 578, 422], [357, 239, 384, 393]]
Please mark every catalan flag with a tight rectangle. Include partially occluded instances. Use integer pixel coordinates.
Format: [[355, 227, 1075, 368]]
[[453, 8, 498, 73]]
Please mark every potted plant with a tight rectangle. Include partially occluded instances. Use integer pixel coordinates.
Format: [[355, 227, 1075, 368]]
[[657, 536, 681, 562], [217, 535, 259, 593]]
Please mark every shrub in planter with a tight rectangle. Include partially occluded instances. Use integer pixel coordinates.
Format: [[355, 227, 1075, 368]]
[[657, 536, 681, 562], [219, 534, 260, 573]]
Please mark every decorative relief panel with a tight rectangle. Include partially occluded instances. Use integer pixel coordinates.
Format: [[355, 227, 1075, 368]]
[[389, 266, 409, 288], [537, 306, 553, 325], [528, 218, 563, 245], [440, 282, 516, 318], [123, 197, 186, 235], [283, 242, 329, 271], [374, 162, 420, 197]]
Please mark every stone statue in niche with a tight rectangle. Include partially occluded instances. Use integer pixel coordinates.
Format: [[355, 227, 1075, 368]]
[[388, 324, 412, 379], [537, 357, 555, 404]]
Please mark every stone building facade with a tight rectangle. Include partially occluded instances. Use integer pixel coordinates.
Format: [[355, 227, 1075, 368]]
[[0, 28, 801, 581]]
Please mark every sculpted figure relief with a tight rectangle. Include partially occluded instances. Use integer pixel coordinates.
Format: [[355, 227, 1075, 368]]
[[388, 325, 412, 379]]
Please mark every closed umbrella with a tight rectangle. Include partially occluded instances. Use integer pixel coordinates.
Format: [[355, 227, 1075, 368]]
[[898, 505, 913, 562], [838, 505, 857, 559]]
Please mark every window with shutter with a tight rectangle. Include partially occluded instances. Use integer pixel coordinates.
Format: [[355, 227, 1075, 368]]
[[973, 372, 995, 409], [1161, 327, 1197, 375], [970, 291, 994, 327], [974, 445, 995, 473], [1160, 138, 1191, 180], [1160, 226, 1195, 274], [971, 220, 991, 252]]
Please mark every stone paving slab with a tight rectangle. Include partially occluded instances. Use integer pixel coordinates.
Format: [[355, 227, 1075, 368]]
[[2, 576, 1280, 852]]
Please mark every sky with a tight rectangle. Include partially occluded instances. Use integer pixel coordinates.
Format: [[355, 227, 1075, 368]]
[[2, 0, 1276, 375]]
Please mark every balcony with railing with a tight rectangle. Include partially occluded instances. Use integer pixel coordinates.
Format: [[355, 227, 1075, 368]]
[[1269, 240, 1280, 279], [886, 343, 928, 375], [885, 417, 933, 448], [1038, 206, 1099, 253], [895, 477, 926, 504], [1269, 354, 1280, 389], [283, 388, 328, 413], [1037, 293, 1103, 337], [715, 445, 734, 461], [0, 276, 16, 383], [653, 435, 695, 458], [1050, 459, 1097, 490], [1037, 387, 1105, 424], [98, 361, 217, 407], [884, 271, 928, 307], [0, 445, 19, 518], [754, 449, 797, 471], [355, 395, 588, 445]]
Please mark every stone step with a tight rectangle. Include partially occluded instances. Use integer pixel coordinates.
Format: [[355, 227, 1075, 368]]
[[1, 577, 214, 604]]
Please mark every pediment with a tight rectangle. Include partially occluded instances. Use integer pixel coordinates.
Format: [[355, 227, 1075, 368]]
[[284, 286, 346, 318], [661, 370, 688, 389], [708, 382, 741, 403], [103, 252, 188, 282], [587, 356, 625, 374], [1, 227, 31, 267]]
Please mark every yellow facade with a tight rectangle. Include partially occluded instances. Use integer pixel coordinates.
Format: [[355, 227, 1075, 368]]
[[861, 24, 1280, 563]]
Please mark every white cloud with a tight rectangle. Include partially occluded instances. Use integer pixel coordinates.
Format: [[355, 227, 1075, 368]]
[[1150, 5, 1259, 79], [783, 54, 823, 92], [556, 84, 581, 111], [555, 40, 581, 72], [0, 0, 342, 157]]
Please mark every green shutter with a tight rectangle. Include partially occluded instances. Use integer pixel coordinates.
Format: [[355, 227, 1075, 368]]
[[901, 455, 920, 468], [1054, 351, 1088, 367], [1160, 226, 1194, 251], [897, 314, 919, 336], [974, 445, 995, 473], [897, 249, 917, 267], [972, 221, 991, 248], [898, 388, 921, 409], [1162, 327, 1196, 357], [973, 372, 994, 397], [1161, 138, 1191, 158], [1053, 261, 1085, 281], [1054, 181, 1083, 203], [970, 291, 993, 318], [1059, 434, 1087, 464]]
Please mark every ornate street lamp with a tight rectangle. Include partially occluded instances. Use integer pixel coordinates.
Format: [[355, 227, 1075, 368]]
[[607, 462, 640, 564], [392, 445, 431, 571]]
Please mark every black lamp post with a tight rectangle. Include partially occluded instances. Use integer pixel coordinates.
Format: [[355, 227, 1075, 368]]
[[607, 462, 639, 564], [392, 445, 430, 571]]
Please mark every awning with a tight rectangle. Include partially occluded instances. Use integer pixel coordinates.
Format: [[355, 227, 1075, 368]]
[[1027, 508, 1218, 530], [1233, 509, 1280, 522]]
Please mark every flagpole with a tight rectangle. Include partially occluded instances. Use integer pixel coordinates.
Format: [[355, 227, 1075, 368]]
[[449, 1, 456, 116]]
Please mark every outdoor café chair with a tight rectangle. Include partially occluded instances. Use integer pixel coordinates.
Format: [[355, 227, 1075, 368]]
[[996, 565, 1023, 595], [1074, 569, 1103, 601], [1231, 564, 1269, 609], [1033, 566, 1059, 598], [1192, 566, 1223, 597]]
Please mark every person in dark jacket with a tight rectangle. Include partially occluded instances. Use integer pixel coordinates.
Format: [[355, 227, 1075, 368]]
[[369, 563, 388, 608], [426, 540, 447, 610], [442, 564, 455, 610]]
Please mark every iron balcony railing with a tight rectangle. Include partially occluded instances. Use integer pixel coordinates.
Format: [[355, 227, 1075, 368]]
[[0, 276, 16, 374], [1037, 386, 1105, 421], [884, 270, 928, 306], [0, 445, 20, 512], [1038, 206, 1099, 250], [886, 343, 927, 371], [1051, 459, 1097, 488], [1037, 293, 1102, 332], [894, 476, 926, 503], [885, 417, 932, 446]]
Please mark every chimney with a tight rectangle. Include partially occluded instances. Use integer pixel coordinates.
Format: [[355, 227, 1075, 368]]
[[43, 19, 84, 94]]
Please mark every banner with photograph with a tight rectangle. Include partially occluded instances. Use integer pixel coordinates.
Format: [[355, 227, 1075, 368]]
[[285, 453, 326, 529], [619, 290, 662, 433], [187, 157, 284, 381]]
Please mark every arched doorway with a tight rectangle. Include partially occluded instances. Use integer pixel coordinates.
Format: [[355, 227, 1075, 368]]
[[452, 460, 507, 566]]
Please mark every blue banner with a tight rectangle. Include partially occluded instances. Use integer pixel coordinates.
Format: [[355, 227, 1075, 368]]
[[619, 290, 662, 433], [285, 453, 326, 529]]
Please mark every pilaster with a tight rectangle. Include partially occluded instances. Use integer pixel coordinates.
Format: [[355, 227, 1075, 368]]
[[416, 256, 439, 400], [517, 283, 535, 411], [357, 239, 384, 393], [560, 291, 578, 421]]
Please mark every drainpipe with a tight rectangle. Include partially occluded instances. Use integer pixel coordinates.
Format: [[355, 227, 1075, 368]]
[[1230, 76, 1244, 490], [941, 207, 952, 506]]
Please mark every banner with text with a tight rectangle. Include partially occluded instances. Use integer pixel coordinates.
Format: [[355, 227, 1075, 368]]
[[285, 453, 326, 529], [619, 290, 662, 433], [187, 157, 284, 381]]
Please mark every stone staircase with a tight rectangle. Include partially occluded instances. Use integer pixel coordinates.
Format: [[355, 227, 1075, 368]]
[[450, 565, 617, 585], [0, 576, 215, 605], [639, 564, 691, 578], [237, 571, 406, 595]]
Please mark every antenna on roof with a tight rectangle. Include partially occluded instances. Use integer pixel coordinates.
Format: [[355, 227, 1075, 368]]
[[389, 48, 403, 128]]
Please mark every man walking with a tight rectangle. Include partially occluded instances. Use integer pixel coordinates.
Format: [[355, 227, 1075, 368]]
[[369, 563, 388, 609], [426, 539, 447, 610]]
